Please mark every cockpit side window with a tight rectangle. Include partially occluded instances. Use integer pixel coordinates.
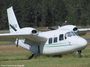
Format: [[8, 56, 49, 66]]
[[66, 32, 76, 37], [48, 38, 52, 44], [59, 34, 64, 41]]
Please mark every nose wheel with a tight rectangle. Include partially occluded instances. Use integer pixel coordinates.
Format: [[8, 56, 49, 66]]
[[77, 50, 82, 57]]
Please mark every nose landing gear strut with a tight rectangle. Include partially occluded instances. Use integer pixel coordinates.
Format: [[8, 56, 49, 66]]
[[77, 50, 82, 57]]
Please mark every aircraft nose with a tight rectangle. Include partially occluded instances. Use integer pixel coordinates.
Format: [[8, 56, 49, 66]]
[[78, 37, 87, 47], [70, 36, 87, 49]]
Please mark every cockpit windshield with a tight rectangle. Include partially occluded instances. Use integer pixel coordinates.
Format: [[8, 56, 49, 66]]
[[66, 32, 76, 37]]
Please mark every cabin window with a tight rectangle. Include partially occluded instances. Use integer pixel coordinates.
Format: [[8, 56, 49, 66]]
[[54, 37, 57, 43], [49, 38, 52, 44], [59, 34, 64, 41]]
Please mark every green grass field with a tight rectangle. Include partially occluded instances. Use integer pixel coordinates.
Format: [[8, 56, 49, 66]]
[[0, 44, 90, 67]]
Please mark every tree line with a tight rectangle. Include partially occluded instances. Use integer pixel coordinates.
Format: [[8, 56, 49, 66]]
[[0, 0, 90, 29]]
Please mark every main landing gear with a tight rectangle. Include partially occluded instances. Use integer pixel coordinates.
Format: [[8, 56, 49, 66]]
[[28, 54, 35, 59], [28, 53, 41, 59]]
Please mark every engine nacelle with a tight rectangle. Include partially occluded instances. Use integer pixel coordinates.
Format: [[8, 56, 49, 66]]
[[31, 29, 38, 35], [16, 27, 38, 35], [73, 27, 78, 32], [60, 25, 78, 32], [60, 25, 87, 36]]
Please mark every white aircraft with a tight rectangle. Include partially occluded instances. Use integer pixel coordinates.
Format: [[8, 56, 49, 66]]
[[0, 6, 89, 58]]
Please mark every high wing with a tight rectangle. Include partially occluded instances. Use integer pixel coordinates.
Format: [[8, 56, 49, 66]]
[[78, 28, 90, 32], [78, 28, 90, 35], [0, 33, 47, 45]]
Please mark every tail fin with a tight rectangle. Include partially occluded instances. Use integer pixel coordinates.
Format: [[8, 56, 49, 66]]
[[7, 6, 20, 33]]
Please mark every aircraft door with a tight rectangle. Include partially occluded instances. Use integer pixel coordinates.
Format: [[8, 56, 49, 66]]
[[30, 45, 41, 55]]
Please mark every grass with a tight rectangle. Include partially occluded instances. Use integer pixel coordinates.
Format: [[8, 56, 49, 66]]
[[0, 44, 90, 67], [0, 45, 31, 60]]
